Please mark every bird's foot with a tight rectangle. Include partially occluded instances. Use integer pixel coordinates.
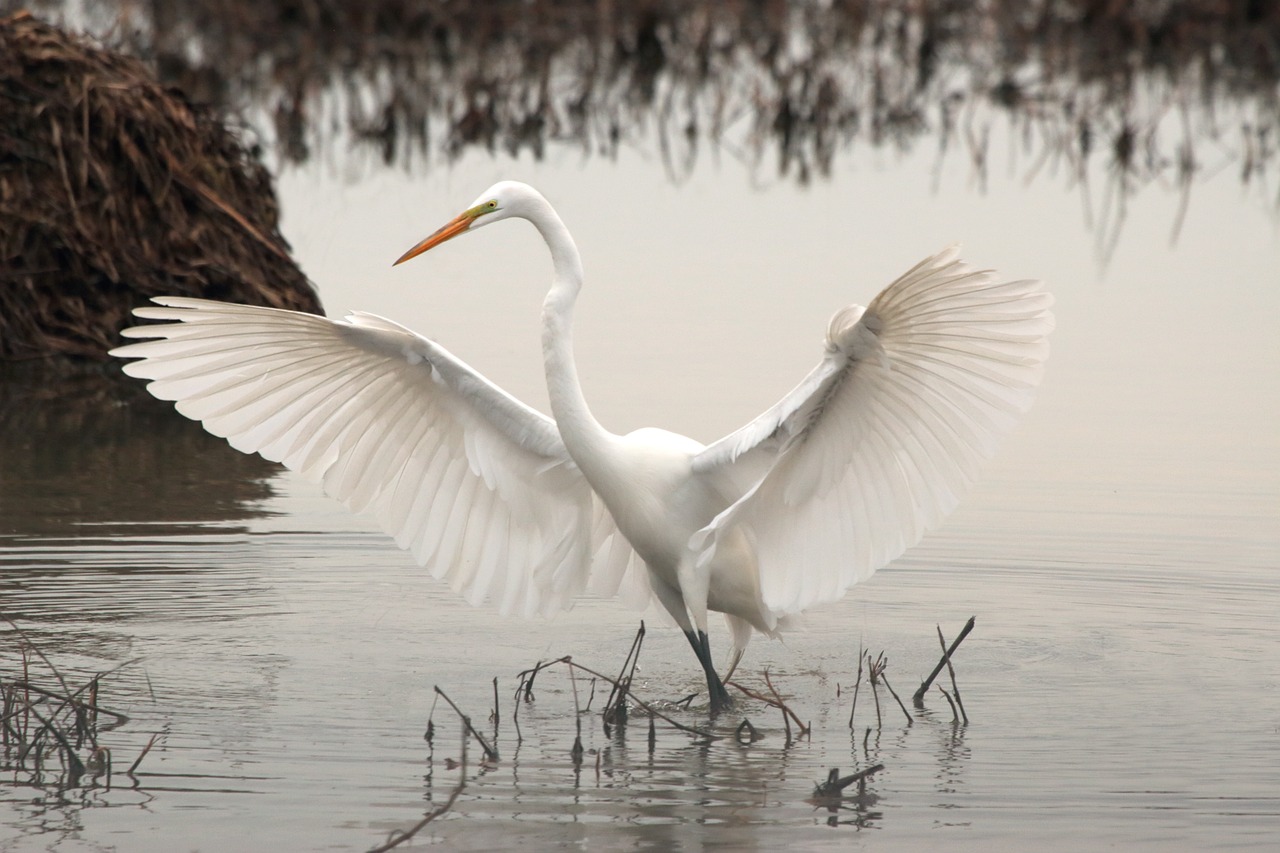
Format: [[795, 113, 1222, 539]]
[[684, 627, 736, 716], [707, 674, 734, 716]]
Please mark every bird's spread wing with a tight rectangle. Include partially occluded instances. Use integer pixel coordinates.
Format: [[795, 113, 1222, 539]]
[[690, 245, 1054, 618], [111, 297, 645, 616]]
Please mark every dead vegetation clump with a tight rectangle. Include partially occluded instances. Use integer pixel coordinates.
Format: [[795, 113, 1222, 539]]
[[0, 12, 321, 362], [0, 618, 145, 790]]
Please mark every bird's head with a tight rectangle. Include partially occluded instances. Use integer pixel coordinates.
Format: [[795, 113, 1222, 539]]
[[393, 181, 540, 266]]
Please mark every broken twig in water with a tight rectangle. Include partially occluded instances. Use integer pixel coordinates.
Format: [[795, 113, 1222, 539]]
[[432, 686, 498, 762], [879, 670, 913, 726], [913, 616, 975, 708], [811, 763, 885, 802], [515, 658, 554, 704], [734, 718, 763, 744], [511, 655, 563, 744], [127, 732, 160, 776]]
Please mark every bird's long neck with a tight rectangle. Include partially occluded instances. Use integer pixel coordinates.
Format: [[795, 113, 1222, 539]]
[[533, 200, 617, 470]]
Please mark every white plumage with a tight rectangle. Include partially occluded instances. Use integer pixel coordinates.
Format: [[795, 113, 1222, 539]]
[[112, 181, 1053, 712]]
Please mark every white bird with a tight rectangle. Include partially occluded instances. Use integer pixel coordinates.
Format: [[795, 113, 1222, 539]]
[[112, 181, 1053, 713]]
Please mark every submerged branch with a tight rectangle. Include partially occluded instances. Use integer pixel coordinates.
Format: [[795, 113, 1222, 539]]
[[369, 725, 469, 853]]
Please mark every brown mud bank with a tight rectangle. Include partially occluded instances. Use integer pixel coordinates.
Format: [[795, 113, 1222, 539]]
[[0, 13, 320, 363]]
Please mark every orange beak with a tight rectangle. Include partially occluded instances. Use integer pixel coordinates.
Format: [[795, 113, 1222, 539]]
[[393, 212, 473, 266]]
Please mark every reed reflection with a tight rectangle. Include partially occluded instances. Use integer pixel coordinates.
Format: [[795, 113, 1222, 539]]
[[26, 0, 1272, 200], [0, 366, 278, 536]]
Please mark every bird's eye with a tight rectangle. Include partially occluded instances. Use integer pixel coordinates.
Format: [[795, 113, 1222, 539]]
[[486, 200, 498, 210]]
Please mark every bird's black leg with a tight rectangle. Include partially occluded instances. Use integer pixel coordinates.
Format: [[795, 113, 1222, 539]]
[[683, 629, 734, 715]]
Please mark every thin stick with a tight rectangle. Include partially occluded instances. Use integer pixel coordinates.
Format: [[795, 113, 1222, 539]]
[[936, 625, 968, 724], [569, 665, 584, 765], [879, 672, 913, 726], [127, 732, 159, 776], [433, 686, 498, 761], [1, 616, 72, 698], [763, 669, 792, 745], [913, 616, 976, 708], [848, 643, 864, 729], [21, 645, 30, 741], [425, 691, 438, 746], [937, 685, 958, 722], [604, 622, 645, 726]]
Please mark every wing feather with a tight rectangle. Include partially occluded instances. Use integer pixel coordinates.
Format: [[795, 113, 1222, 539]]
[[691, 246, 1053, 618], [112, 297, 644, 617]]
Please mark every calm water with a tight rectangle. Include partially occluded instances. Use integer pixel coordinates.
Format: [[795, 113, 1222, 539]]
[[4, 57, 1280, 853]]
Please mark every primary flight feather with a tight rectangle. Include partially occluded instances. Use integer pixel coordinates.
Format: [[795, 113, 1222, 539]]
[[112, 181, 1053, 713]]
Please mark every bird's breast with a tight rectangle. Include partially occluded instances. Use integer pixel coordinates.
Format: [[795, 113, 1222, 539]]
[[584, 429, 720, 566]]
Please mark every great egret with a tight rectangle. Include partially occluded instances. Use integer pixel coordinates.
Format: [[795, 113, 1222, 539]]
[[112, 181, 1053, 713]]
